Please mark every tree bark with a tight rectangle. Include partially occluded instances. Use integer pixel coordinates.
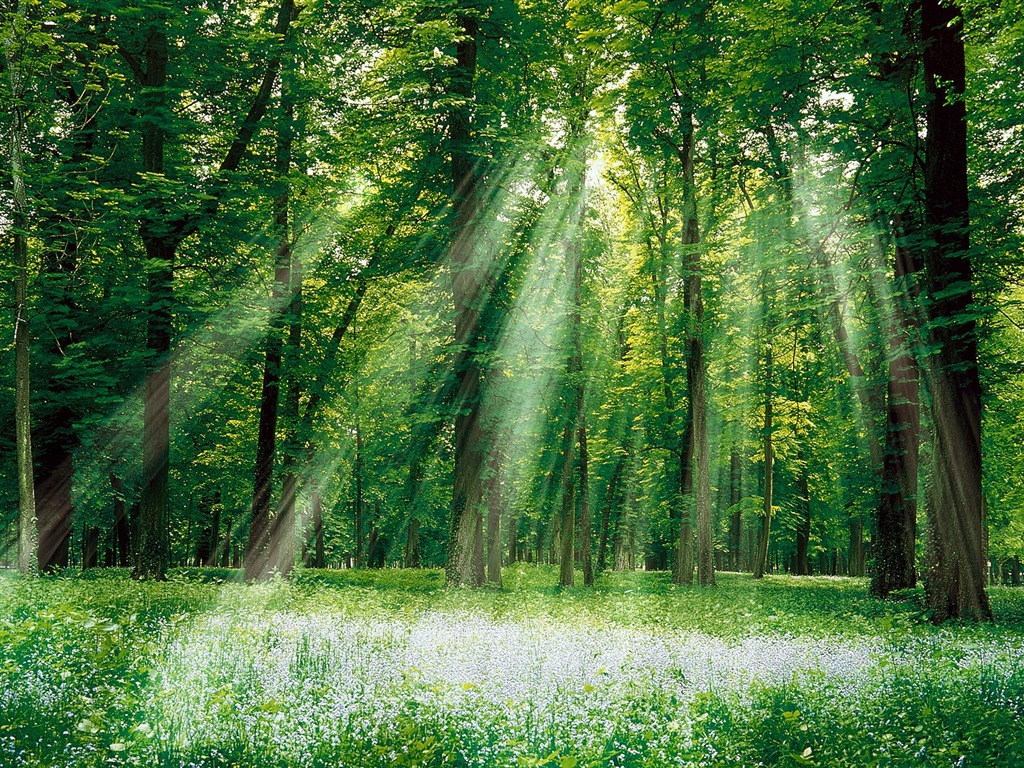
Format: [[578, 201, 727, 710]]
[[354, 397, 364, 567], [447, 14, 486, 586], [729, 445, 743, 570], [920, 0, 991, 622], [558, 422, 576, 587], [873, 219, 921, 596], [6, 0, 37, 575], [486, 445, 502, 585], [795, 450, 811, 576], [129, 0, 294, 579], [753, 336, 774, 580]]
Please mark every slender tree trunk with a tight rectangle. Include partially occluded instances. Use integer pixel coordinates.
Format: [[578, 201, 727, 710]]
[[753, 339, 774, 580], [404, 517, 421, 569], [729, 445, 742, 570], [109, 474, 129, 567], [597, 457, 622, 573], [579, 418, 593, 586], [507, 514, 518, 564], [5, 0, 36, 576], [795, 449, 811, 575], [354, 397, 364, 567], [873, 220, 921, 596], [558, 422, 576, 587], [486, 446, 502, 585], [245, 238, 289, 578], [921, 0, 990, 622]]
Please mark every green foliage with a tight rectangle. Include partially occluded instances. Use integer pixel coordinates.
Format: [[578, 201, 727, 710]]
[[2, 569, 1024, 767]]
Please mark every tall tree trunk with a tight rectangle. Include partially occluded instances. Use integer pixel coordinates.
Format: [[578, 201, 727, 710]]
[[563, 138, 591, 587], [674, 108, 714, 587], [135, 21, 172, 580], [129, 0, 294, 580], [246, 7, 299, 579], [447, 14, 486, 586], [873, 219, 922, 596], [753, 337, 774, 580], [354, 396, 364, 567], [245, 220, 289, 578], [5, 0, 36, 575], [920, 0, 990, 622], [274, 46, 301, 577]]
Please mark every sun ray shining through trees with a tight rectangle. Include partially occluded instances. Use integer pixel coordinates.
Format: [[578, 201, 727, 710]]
[[2, 0, 1024, 762]]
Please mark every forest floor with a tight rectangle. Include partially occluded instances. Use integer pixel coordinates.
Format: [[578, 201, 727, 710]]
[[1, 566, 1023, 768]]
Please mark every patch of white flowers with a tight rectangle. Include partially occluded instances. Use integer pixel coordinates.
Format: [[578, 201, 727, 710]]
[[148, 609, 892, 765]]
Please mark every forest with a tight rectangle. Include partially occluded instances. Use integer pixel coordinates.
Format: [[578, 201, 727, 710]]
[[2, 0, 1024, 765]]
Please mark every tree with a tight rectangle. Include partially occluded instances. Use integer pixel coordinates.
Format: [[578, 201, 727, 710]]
[[920, 0, 991, 621], [3, 0, 37, 574]]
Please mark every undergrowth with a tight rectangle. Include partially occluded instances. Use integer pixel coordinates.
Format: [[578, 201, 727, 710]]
[[1, 565, 1022, 767]]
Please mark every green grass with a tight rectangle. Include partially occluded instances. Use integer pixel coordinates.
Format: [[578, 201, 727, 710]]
[[1, 565, 1022, 767]]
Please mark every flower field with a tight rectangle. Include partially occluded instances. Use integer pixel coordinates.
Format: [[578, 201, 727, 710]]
[[1, 567, 1023, 767]]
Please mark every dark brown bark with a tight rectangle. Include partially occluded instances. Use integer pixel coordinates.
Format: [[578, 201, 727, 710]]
[[81, 527, 98, 569], [131, 0, 295, 580], [134, 21, 172, 580], [677, 109, 714, 588], [873, 220, 921, 596], [110, 474, 130, 567], [486, 446, 502, 585], [447, 14, 486, 586], [920, 0, 990, 622], [729, 446, 743, 570], [246, 1, 300, 580], [753, 338, 774, 580], [404, 517, 421, 569], [35, 446, 72, 571], [354, 402, 364, 567], [597, 456, 623, 573], [558, 422, 576, 587], [579, 419, 593, 586]]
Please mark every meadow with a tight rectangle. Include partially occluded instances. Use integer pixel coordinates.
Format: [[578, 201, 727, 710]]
[[1, 566, 1023, 768]]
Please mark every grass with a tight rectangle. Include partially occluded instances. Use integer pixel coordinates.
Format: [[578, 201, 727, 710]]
[[1, 565, 1023, 767]]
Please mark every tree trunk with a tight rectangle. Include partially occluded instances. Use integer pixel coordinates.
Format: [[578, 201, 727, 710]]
[[873, 219, 921, 596], [729, 445, 742, 570], [110, 474, 130, 567], [354, 402, 364, 567], [753, 339, 774, 580], [486, 446, 502, 585], [579, 418, 594, 586], [6, 0, 37, 576], [447, 14, 486, 587], [920, 0, 990, 622], [134, 21, 173, 581], [82, 527, 100, 569], [558, 422, 576, 587], [795, 450, 811, 576], [404, 517, 421, 569], [675, 110, 714, 588], [507, 514, 518, 564]]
